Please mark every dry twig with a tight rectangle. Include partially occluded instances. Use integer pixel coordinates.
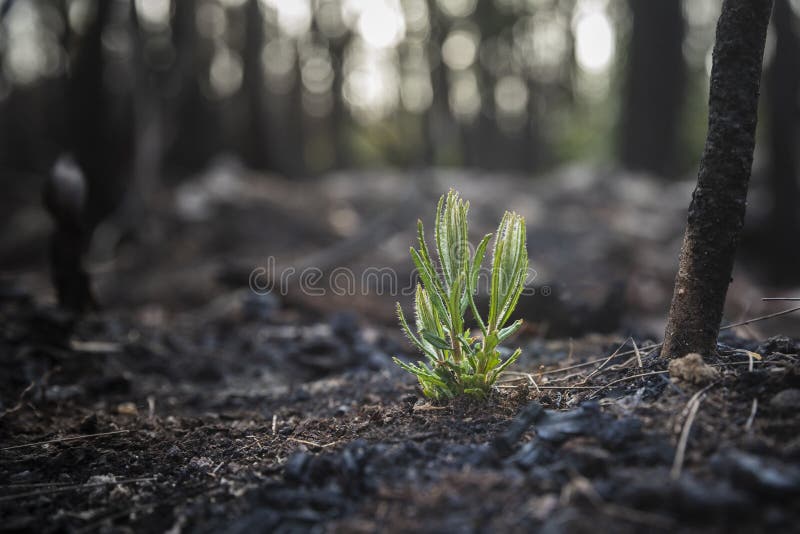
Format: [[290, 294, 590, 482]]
[[720, 305, 800, 330], [287, 437, 340, 449], [0, 477, 154, 503], [670, 383, 716, 480], [744, 398, 758, 432], [0, 430, 130, 452]]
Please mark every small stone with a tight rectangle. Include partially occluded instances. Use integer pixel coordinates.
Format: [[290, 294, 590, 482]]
[[770, 389, 800, 411], [668, 353, 719, 384], [166, 445, 183, 459], [284, 451, 311, 482], [712, 449, 800, 495]]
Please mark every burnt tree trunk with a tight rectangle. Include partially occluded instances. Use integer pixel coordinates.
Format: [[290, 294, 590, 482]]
[[242, 0, 269, 169], [46, 0, 117, 312], [661, 0, 774, 358], [620, 0, 685, 177], [166, 0, 220, 175], [765, 0, 800, 282]]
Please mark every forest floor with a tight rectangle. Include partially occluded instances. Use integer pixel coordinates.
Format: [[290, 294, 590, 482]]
[[1, 166, 799, 532], [1, 295, 799, 533]]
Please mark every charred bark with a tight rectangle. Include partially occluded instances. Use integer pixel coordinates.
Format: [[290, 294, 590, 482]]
[[661, 0, 774, 358]]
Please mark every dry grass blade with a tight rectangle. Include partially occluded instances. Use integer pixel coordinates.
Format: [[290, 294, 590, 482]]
[[287, 437, 340, 449], [0, 477, 155, 503], [0, 430, 130, 451], [671, 394, 703, 480], [523, 306, 800, 382], [744, 398, 758, 432], [534, 343, 662, 378], [719, 305, 800, 330], [670, 383, 715, 480], [578, 338, 632, 385], [632, 339, 643, 368]]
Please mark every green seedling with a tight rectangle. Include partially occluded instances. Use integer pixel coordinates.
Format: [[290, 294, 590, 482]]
[[393, 190, 528, 399]]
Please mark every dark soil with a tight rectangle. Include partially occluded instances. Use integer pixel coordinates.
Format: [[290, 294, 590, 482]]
[[2, 168, 799, 532], [1, 292, 799, 533]]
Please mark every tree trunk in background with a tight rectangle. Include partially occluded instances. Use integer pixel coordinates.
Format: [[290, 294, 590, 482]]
[[424, 0, 449, 167], [329, 34, 351, 170], [242, 0, 269, 170], [661, 0, 773, 359], [620, 0, 685, 177], [765, 0, 800, 283], [166, 0, 220, 175], [48, 0, 128, 311], [67, 0, 133, 228]]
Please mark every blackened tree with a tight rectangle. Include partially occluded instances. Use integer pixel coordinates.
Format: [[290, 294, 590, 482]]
[[242, 0, 270, 169], [662, 0, 774, 358]]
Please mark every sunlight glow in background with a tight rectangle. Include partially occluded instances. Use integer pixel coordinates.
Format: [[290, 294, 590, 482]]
[[573, 1, 615, 75], [0, 0, 737, 128]]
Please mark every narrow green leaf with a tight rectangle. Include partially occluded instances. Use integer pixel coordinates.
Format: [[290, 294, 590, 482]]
[[396, 302, 438, 361], [497, 319, 523, 342], [434, 193, 452, 288], [422, 330, 452, 351]]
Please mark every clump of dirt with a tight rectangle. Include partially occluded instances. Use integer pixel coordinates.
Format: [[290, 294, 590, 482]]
[[668, 352, 720, 384]]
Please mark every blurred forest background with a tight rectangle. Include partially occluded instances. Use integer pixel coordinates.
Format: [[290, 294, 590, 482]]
[[2, 0, 734, 175], [0, 0, 798, 303]]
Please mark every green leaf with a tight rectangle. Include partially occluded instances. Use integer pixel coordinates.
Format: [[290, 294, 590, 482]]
[[489, 348, 522, 383], [489, 212, 527, 330], [422, 330, 452, 351], [497, 319, 523, 342], [410, 248, 448, 319], [396, 302, 438, 363], [434, 193, 452, 288]]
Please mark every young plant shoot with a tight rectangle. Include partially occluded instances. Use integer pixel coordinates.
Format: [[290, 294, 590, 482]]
[[393, 190, 528, 399]]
